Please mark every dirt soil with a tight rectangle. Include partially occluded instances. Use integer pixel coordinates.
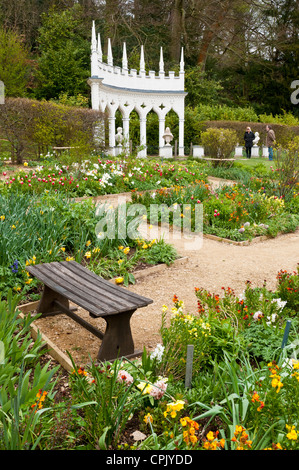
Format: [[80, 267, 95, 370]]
[[31, 177, 299, 367]]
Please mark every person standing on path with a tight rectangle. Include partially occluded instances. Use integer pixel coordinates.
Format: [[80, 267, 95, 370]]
[[266, 125, 276, 161], [244, 126, 255, 158]]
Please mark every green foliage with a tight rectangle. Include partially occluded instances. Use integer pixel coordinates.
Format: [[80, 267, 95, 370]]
[[0, 97, 101, 162], [0, 28, 31, 97], [68, 358, 152, 449], [158, 296, 243, 381], [35, 5, 89, 100], [0, 291, 60, 449], [200, 127, 238, 159], [276, 266, 299, 313], [185, 67, 224, 108], [141, 238, 177, 266], [195, 104, 259, 122]]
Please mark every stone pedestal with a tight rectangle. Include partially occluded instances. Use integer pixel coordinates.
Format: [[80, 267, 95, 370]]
[[193, 145, 204, 158], [160, 144, 173, 159], [262, 146, 269, 158], [251, 146, 259, 157], [115, 144, 123, 156], [235, 146, 243, 157]]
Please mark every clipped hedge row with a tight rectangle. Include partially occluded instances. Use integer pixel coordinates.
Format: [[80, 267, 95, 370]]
[[0, 97, 104, 163], [199, 120, 299, 148]]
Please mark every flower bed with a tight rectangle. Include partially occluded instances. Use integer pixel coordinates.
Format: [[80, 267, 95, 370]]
[[0, 191, 178, 300], [131, 179, 299, 241], [1, 266, 298, 450], [0, 157, 209, 197]]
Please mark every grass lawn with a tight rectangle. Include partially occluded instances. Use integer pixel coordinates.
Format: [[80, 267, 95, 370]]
[[234, 156, 275, 169]]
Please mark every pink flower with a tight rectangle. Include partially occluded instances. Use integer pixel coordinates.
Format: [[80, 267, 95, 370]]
[[149, 379, 167, 399], [117, 370, 134, 385]]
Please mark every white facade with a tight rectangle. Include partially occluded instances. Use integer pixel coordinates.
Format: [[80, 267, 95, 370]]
[[88, 21, 187, 157]]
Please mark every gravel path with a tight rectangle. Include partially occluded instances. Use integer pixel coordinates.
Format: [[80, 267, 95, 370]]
[[127, 227, 298, 352]]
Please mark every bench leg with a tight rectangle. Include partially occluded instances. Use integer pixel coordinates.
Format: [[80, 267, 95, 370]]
[[38, 285, 70, 316], [97, 310, 137, 362]]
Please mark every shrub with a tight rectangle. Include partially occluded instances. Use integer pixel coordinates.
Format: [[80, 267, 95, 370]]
[[276, 265, 299, 313], [200, 127, 238, 161], [0, 97, 103, 162]]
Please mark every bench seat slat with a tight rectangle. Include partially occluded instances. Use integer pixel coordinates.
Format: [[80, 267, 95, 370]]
[[27, 261, 153, 317], [58, 262, 145, 304], [28, 265, 113, 316], [67, 261, 152, 304], [41, 263, 135, 311], [37, 264, 129, 313]]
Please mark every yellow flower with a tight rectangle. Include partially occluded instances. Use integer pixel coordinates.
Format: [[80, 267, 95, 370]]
[[11, 225, 16, 229], [92, 247, 100, 253], [86, 240, 91, 246], [137, 382, 153, 395], [85, 251, 91, 259], [0, 215, 5, 221], [123, 247, 130, 255], [144, 413, 153, 424], [66, 256, 75, 261], [115, 277, 124, 284], [23, 162, 28, 167], [164, 399, 185, 418], [286, 425, 298, 441], [271, 376, 283, 393], [118, 259, 124, 264], [60, 247, 65, 252], [206, 431, 215, 441], [25, 278, 33, 284]]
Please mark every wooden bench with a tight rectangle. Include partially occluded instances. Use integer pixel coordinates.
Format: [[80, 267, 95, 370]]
[[26, 261, 153, 362], [200, 157, 235, 168]]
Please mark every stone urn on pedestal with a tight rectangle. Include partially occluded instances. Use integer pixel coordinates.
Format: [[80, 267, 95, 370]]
[[160, 127, 174, 159]]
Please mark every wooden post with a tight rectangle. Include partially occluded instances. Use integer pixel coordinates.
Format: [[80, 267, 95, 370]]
[[281, 320, 291, 349], [185, 344, 194, 388], [190, 142, 193, 157]]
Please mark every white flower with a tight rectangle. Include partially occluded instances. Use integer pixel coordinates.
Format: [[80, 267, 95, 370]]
[[271, 298, 287, 311], [266, 313, 277, 326], [150, 343, 165, 363]]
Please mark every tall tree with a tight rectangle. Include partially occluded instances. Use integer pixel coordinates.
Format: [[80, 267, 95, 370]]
[[0, 28, 32, 97], [34, 4, 90, 100]]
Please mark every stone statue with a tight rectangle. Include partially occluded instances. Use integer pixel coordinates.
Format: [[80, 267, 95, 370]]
[[115, 127, 123, 146], [253, 132, 260, 146]]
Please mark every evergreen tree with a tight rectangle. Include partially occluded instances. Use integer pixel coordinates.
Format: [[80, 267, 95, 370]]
[[0, 28, 32, 97], [34, 4, 90, 100]]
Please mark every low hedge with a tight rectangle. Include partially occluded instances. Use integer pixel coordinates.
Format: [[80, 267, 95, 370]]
[[0, 97, 104, 163]]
